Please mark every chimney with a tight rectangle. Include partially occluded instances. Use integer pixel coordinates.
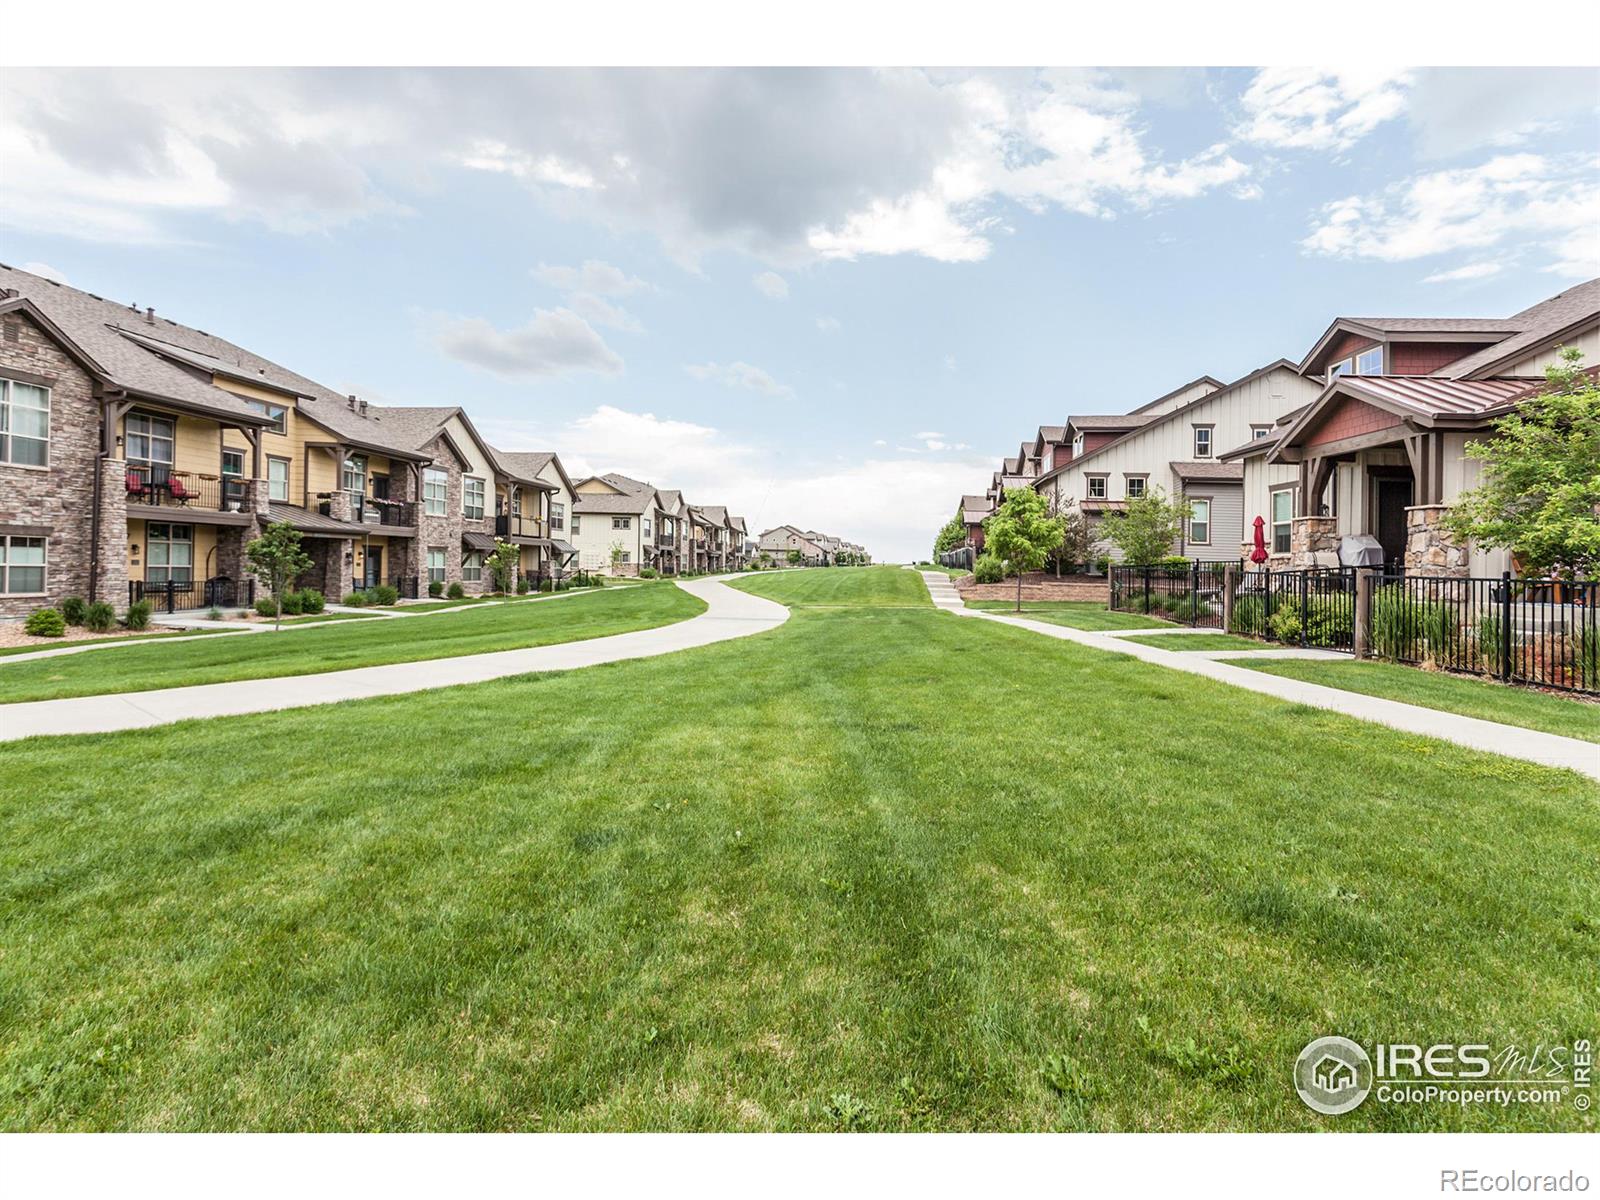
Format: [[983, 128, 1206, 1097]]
[[358, 400, 368, 417], [348, 395, 357, 410], [145, 307, 155, 323]]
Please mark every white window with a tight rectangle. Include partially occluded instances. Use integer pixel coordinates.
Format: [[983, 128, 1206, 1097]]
[[0, 534, 46, 594], [245, 399, 288, 434], [1193, 426, 1213, 458], [462, 550, 483, 582], [643, 519, 652, 537], [423, 468, 448, 517], [1072, 434, 1085, 458], [221, 449, 244, 477], [1188, 499, 1211, 545], [126, 412, 175, 465], [1355, 346, 1383, 375], [1087, 476, 1107, 499], [267, 456, 290, 502], [1271, 488, 1294, 555], [1125, 476, 1146, 499], [146, 523, 193, 585], [612, 516, 630, 529], [1, 379, 50, 467], [427, 546, 447, 583], [462, 476, 485, 520], [1329, 357, 1353, 377], [342, 453, 367, 497], [1251, 425, 1272, 440], [549, 501, 565, 531], [571, 514, 581, 535], [620, 551, 631, 563]]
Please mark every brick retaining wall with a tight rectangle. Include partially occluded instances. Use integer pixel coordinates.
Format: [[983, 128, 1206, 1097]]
[[954, 572, 1108, 603]]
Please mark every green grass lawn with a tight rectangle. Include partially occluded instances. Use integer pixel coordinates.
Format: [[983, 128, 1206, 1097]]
[[0, 628, 235, 658], [732, 565, 930, 607], [1239, 658, 1600, 744], [1, 570, 1594, 1132], [0, 585, 703, 703], [965, 600, 1171, 631], [1120, 632, 1271, 652]]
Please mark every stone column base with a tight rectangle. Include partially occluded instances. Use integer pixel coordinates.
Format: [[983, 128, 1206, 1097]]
[[1404, 504, 1470, 577], [1289, 516, 1338, 567]]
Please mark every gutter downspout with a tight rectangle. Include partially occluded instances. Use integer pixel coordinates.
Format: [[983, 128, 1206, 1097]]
[[89, 393, 113, 604]]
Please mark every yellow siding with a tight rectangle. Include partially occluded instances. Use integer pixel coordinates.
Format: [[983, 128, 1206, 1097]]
[[576, 478, 622, 494], [119, 407, 226, 478], [124, 520, 218, 584]]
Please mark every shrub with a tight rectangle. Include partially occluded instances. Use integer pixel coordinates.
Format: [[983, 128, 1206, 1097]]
[[446, 582, 465, 599], [84, 601, 116, 632], [299, 589, 326, 614], [428, 579, 444, 597], [1159, 593, 1209, 622], [1159, 555, 1190, 567], [516, 577, 530, 595], [24, 607, 66, 637], [1267, 595, 1351, 647], [1094, 556, 1111, 574], [639, 566, 658, 579], [125, 599, 152, 631], [279, 590, 305, 616], [342, 591, 369, 607], [207, 607, 224, 621], [1229, 595, 1266, 636], [1370, 586, 1445, 662], [255, 597, 280, 618], [973, 553, 1004, 584], [60, 595, 88, 626], [370, 584, 399, 606]]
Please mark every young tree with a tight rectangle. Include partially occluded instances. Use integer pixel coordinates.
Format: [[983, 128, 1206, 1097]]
[[983, 488, 1066, 611], [608, 541, 626, 574], [245, 521, 313, 631], [786, 548, 803, 566], [1049, 494, 1093, 577], [1446, 348, 1600, 579], [1099, 489, 1191, 567], [933, 508, 966, 558], [485, 538, 520, 593]]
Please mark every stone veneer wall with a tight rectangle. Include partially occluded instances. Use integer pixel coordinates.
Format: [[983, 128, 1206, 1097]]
[[1288, 516, 1338, 568], [0, 310, 107, 619], [1404, 504, 1471, 577]]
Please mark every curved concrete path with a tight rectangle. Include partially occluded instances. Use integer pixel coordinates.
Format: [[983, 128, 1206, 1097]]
[[0, 576, 786, 742], [919, 570, 1600, 782]]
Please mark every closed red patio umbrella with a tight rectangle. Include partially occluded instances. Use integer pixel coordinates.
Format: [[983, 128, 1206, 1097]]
[[1250, 515, 1269, 565]]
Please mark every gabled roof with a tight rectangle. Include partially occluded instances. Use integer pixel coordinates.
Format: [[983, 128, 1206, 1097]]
[[697, 504, 730, 526], [1128, 374, 1228, 414], [491, 449, 565, 492], [654, 488, 684, 513], [1297, 317, 1518, 374], [1037, 360, 1299, 487], [1268, 375, 1539, 463], [1441, 278, 1600, 379], [573, 489, 655, 514], [368, 406, 462, 451], [1035, 425, 1067, 445], [1066, 413, 1153, 433], [601, 471, 654, 494], [1170, 460, 1244, 483], [1002, 455, 1022, 473], [1217, 406, 1308, 461]]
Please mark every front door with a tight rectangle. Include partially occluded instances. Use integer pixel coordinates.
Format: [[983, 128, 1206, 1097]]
[[1375, 477, 1412, 568], [364, 545, 383, 589]]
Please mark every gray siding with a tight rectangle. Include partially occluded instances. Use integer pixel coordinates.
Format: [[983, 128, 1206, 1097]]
[[1180, 483, 1243, 563]]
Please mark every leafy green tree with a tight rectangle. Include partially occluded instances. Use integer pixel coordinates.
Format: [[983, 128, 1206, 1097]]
[[485, 538, 520, 593], [1099, 489, 1191, 567], [1446, 348, 1600, 579], [933, 508, 966, 558], [608, 541, 626, 573], [1049, 494, 1093, 577], [983, 488, 1066, 611], [246, 521, 314, 631], [786, 548, 803, 566]]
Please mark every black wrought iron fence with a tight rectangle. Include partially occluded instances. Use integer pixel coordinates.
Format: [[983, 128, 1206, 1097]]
[[1228, 566, 1356, 651], [1107, 562, 1230, 628], [939, 546, 975, 572], [129, 576, 255, 613], [1368, 572, 1597, 694]]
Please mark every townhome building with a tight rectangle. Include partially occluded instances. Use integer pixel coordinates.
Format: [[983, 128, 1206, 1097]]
[[758, 524, 828, 564], [1031, 362, 1321, 563], [571, 475, 661, 575], [486, 449, 578, 585], [1238, 277, 1600, 575], [0, 263, 450, 616]]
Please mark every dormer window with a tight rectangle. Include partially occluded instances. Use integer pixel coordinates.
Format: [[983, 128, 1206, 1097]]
[[1072, 434, 1085, 457], [1251, 425, 1272, 440], [1355, 346, 1384, 375]]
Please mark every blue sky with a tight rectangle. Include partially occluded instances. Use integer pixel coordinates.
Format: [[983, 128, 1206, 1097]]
[[2, 67, 1596, 560]]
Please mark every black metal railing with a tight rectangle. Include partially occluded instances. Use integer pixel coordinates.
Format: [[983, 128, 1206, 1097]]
[[1227, 566, 1356, 650], [1363, 571, 1597, 694], [129, 576, 256, 613], [363, 499, 416, 528], [125, 466, 248, 513], [388, 574, 419, 600], [938, 546, 976, 572], [1108, 562, 1232, 629], [495, 513, 544, 539]]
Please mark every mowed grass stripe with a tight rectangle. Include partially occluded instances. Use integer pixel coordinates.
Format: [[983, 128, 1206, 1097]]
[[0, 573, 1594, 1131], [729, 566, 931, 608], [0, 584, 703, 704]]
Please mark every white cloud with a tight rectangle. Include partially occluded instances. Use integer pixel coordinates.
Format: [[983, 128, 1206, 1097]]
[[1303, 152, 1600, 278], [1236, 68, 1413, 151], [1422, 262, 1504, 284], [566, 291, 641, 331], [533, 259, 650, 296], [904, 430, 969, 452], [684, 360, 794, 399], [483, 402, 986, 561], [0, 67, 1257, 265], [17, 261, 69, 284], [429, 307, 623, 379], [752, 271, 789, 300], [815, 315, 841, 333]]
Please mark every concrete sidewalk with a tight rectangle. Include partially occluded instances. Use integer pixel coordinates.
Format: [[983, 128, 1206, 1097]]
[[918, 571, 1600, 781], [0, 577, 787, 742]]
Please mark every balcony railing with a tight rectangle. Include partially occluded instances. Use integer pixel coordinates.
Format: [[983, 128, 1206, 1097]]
[[125, 465, 248, 513], [495, 513, 545, 539], [362, 499, 416, 527]]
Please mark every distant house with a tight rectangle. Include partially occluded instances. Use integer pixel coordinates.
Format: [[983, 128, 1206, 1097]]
[[959, 493, 991, 554], [759, 524, 828, 564]]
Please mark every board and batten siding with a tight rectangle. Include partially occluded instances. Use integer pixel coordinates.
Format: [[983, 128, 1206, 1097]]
[[1502, 325, 1599, 376], [1175, 483, 1244, 563], [1134, 378, 1220, 418]]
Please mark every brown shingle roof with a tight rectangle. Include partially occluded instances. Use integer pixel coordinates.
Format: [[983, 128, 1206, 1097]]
[[573, 490, 653, 514], [1170, 461, 1244, 482], [490, 449, 558, 487], [1067, 414, 1154, 432], [1440, 277, 1600, 378]]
